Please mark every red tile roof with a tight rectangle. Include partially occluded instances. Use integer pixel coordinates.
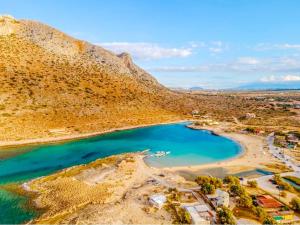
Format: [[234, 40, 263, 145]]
[[257, 195, 283, 208]]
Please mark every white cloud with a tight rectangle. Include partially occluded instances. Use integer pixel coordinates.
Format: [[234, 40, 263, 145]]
[[237, 57, 261, 65], [283, 75, 300, 81], [97, 42, 193, 60], [209, 47, 223, 53], [255, 43, 300, 51], [96, 41, 231, 60], [261, 75, 300, 82], [208, 41, 228, 54], [260, 75, 277, 82], [148, 56, 300, 74]]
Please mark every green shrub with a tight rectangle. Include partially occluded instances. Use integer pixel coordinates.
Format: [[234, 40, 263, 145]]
[[202, 183, 216, 194], [195, 176, 223, 188], [290, 198, 300, 212], [230, 184, 245, 196], [247, 180, 258, 188], [237, 194, 253, 208], [217, 206, 236, 225], [223, 176, 240, 185]]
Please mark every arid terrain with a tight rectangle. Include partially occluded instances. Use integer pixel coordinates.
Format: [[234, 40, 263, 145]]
[[0, 15, 297, 146], [20, 153, 189, 224]]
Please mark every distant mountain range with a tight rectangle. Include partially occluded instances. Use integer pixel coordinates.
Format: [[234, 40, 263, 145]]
[[170, 86, 203, 91], [235, 81, 300, 90]]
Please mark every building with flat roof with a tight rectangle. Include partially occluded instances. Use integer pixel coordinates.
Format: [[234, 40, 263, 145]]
[[149, 194, 166, 209], [183, 204, 212, 225], [207, 189, 229, 207]]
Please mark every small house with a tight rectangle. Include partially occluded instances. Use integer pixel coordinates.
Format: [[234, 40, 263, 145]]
[[183, 204, 212, 224], [207, 189, 229, 207], [256, 195, 283, 212], [149, 194, 166, 209]]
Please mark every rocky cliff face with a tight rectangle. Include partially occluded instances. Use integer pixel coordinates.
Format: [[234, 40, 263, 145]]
[[0, 16, 199, 141], [0, 15, 19, 35]]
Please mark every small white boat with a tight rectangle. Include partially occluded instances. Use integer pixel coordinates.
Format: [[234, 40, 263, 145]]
[[153, 151, 171, 157]]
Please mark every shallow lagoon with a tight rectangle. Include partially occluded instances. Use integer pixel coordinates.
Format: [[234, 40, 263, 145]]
[[0, 122, 242, 223]]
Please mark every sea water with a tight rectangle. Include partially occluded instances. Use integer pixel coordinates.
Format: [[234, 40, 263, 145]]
[[0, 123, 242, 223]]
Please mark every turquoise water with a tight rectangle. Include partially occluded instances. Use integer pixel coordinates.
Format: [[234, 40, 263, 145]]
[[0, 123, 241, 223], [0, 189, 38, 224]]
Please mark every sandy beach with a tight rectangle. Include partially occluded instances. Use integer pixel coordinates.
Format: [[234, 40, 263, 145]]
[[164, 124, 280, 175]]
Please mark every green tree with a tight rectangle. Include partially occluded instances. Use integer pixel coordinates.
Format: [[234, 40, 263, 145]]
[[273, 174, 281, 183], [273, 174, 294, 192], [247, 180, 258, 188], [195, 176, 211, 185], [217, 206, 236, 225], [251, 206, 267, 220], [290, 198, 300, 212], [201, 183, 216, 194], [237, 194, 253, 208], [229, 184, 245, 196], [210, 177, 223, 188], [223, 176, 240, 185], [195, 176, 223, 188]]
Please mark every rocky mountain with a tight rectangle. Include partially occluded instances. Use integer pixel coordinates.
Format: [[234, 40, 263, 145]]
[[0, 15, 275, 142], [0, 15, 203, 141]]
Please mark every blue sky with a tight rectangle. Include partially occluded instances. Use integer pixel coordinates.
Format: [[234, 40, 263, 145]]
[[2, 0, 300, 88]]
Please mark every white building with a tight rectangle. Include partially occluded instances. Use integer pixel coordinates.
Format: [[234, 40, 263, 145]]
[[149, 194, 166, 209], [207, 189, 229, 207], [184, 204, 211, 225]]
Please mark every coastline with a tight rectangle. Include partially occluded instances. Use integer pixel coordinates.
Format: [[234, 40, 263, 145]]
[[163, 124, 279, 175], [0, 122, 280, 223], [0, 119, 191, 149], [0, 120, 277, 175]]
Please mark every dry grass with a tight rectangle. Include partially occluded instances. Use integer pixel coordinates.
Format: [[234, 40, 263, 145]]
[[27, 153, 139, 223], [1, 17, 298, 144]]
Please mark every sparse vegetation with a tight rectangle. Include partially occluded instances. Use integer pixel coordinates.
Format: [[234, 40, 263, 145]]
[[247, 180, 258, 188], [290, 197, 300, 212], [217, 206, 236, 225], [273, 174, 294, 192], [223, 175, 240, 185], [195, 175, 223, 194]]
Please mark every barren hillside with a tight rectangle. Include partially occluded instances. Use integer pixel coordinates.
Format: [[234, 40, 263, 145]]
[[0, 15, 292, 142], [0, 15, 203, 141]]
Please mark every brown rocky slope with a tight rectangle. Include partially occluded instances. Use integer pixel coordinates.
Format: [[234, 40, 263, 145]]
[[0, 15, 284, 143], [0, 15, 203, 142]]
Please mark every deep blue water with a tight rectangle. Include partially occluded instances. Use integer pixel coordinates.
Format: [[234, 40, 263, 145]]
[[0, 123, 241, 223]]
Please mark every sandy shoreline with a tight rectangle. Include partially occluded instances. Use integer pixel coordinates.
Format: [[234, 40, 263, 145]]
[[163, 124, 278, 175], [0, 120, 190, 149]]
